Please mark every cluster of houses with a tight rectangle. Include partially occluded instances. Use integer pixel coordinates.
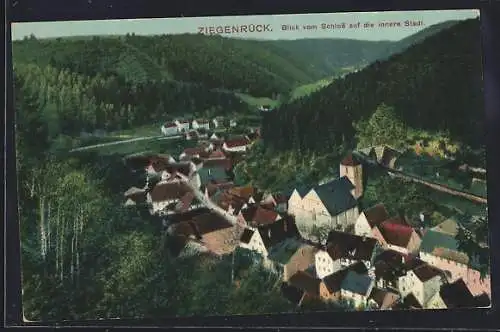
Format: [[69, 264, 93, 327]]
[[122, 140, 491, 311], [160, 117, 238, 138]]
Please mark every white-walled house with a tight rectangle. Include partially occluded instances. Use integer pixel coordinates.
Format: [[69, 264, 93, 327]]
[[340, 270, 375, 309], [398, 261, 446, 308], [211, 118, 220, 129], [174, 120, 190, 132], [315, 231, 378, 279], [222, 137, 251, 153], [354, 203, 390, 237], [161, 122, 180, 136], [192, 119, 210, 130], [239, 228, 270, 257], [287, 177, 359, 240], [147, 181, 192, 215]]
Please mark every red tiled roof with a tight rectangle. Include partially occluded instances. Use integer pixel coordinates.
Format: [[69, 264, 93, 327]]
[[203, 158, 232, 170], [240, 204, 277, 225], [225, 137, 251, 148], [378, 221, 416, 248], [149, 181, 191, 202], [183, 147, 205, 156]]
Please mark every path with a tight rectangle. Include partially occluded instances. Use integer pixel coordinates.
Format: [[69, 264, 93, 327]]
[[179, 173, 239, 226], [353, 151, 487, 205], [70, 135, 182, 152]]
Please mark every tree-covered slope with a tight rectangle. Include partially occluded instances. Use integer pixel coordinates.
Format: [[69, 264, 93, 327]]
[[261, 18, 484, 152], [13, 34, 320, 97]]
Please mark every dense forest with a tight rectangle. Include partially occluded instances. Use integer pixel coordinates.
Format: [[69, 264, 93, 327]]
[[261, 19, 485, 154]]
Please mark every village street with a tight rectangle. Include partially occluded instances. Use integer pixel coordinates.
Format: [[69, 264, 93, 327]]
[[70, 134, 183, 152]]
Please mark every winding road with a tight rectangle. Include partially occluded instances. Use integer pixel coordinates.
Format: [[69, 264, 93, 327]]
[[70, 134, 183, 152]]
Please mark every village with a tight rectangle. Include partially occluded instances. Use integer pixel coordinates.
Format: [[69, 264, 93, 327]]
[[122, 117, 491, 312]]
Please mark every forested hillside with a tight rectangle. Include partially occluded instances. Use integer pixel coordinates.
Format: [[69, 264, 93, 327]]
[[261, 19, 484, 153], [259, 20, 460, 77], [13, 34, 319, 98]]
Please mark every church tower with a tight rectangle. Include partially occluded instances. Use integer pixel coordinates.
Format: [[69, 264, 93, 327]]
[[340, 153, 363, 199]]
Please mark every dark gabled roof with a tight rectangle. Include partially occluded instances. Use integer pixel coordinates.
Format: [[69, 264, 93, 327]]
[[281, 282, 304, 306], [412, 264, 443, 282], [363, 204, 390, 228], [322, 269, 349, 294], [288, 271, 321, 297], [440, 279, 477, 308], [368, 288, 400, 309], [340, 153, 361, 166], [340, 270, 373, 296], [402, 293, 423, 309], [198, 166, 230, 187], [312, 176, 357, 216], [326, 230, 378, 261], [166, 208, 211, 224], [190, 212, 234, 236], [240, 228, 254, 244], [164, 162, 193, 177]]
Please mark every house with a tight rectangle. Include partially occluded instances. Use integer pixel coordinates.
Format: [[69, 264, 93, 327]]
[[174, 119, 191, 132], [184, 130, 200, 141], [191, 119, 210, 130], [373, 249, 408, 290], [283, 271, 321, 306], [395, 293, 423, 310], [315, 230, 378, 279], [238, 204, 282, 228], [147, 181, 193, 215], [212, 190, 249, 216], [239, 216, 301, 259], [354, 203, 390, 237], [159, 161, 196, 182], [202, 157, 232, 171], [398, 260, 446, 308], [367, 288, 400, 310], [211, 118, 220, 129], [179, 147, 206, 161], [287, 177, 359, 240], [261, 193, 288, 213], [204, 150, 226, 160], [171, 211, 243, 256], [419, 219, 491, 297], [319, 261, 367, 303], [426, 278, 480, 309], [267, 240, 318, 282], [203, 180, 235, 198], [339, 269, 375, 309], [124, 187, 147, 206], [228, 186, 256, 202], [161, 122, 180, 136], [372, 218, 421, 254], [230, 119, 237, 127], [143, 155, 178, 175], [223, 137, 251, 153], [125, 154, 176, 172], [339, 153, 364, 199], [197, 166, 230, 189]]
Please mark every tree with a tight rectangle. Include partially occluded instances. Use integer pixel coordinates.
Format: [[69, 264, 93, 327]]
[[355, 103, 407, 149]]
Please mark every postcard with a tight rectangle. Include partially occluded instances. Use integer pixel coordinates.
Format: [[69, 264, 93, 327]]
[[11, 8, 490, 321]]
